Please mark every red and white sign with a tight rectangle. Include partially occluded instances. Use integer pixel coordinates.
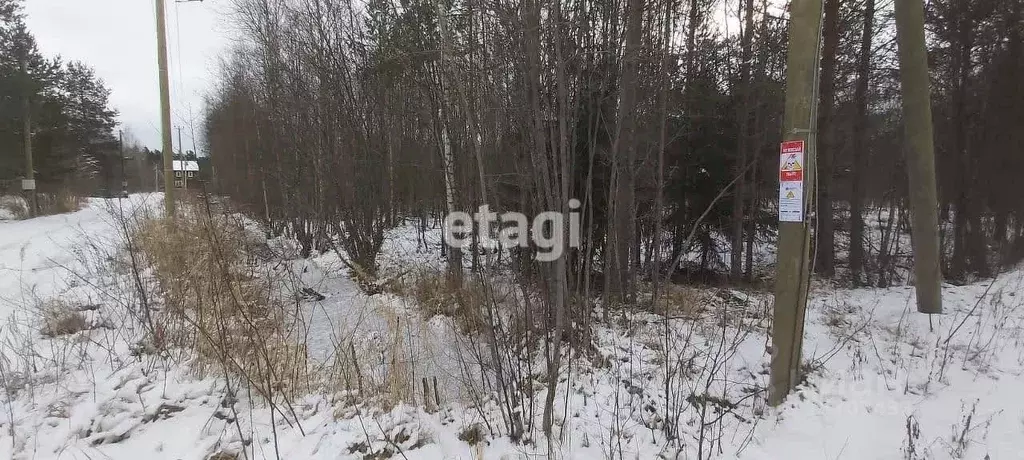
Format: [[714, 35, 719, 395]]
[[779, 140, 805, 223], [779, 140, 805, 182]]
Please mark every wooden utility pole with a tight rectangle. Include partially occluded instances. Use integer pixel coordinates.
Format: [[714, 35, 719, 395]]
[[895, 0, 943, 314], [21, 59, 37, 217], [769, 0, 824, 406], [156, 0, 175, 217], [120, 130, 127, 198]]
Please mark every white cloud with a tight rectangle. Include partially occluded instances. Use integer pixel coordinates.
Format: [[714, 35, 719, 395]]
[[24, 0, 231, 151]]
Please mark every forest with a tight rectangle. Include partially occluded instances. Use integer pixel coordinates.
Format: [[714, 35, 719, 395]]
[[0, 0, 128, 199], [199, 0, 1024, 434], [205, 0, 1024, 289], [0, 0, 1022, 456]]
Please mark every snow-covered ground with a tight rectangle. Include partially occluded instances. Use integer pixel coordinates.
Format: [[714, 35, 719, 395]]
[[0, 196, 1022, 459]]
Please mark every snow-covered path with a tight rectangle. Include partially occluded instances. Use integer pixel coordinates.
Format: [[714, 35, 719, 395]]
[[0, 198, 486, 460], [0, 204, 98, 317], [0, 196, 158, 335]]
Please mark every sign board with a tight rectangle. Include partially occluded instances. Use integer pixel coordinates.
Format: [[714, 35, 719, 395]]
[[779, 140, 805, 223], [21, 179, 36, 191]]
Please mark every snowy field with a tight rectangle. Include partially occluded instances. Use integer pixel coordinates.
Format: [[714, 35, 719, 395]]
[[0, 196, 1022, 459]]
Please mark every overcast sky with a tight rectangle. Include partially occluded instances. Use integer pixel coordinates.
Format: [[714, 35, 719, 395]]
[[24, 0, 232, 152], [21, 0, 761, 153]]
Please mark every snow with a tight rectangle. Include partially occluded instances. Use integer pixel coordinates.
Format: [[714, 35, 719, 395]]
[[172, 161, 201, 172], [746, 275, 1024, 459], [0, 195, 159, 324], [0, 195, 1022, 459]]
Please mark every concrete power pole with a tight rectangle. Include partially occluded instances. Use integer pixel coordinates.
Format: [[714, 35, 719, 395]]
[[895, 0, 943, 314], [769, 0, 824, 406], [156, 0, 175, 217]]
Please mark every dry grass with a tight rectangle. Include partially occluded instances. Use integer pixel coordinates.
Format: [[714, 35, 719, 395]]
[[398, 269, 488, 333], [36, 189, 86, 216], [51, 189, 85, 214], [652, 285, 705, 319], [0, 195, 28, 220], [134, 200, 308, 397], [323, 303, 435, 409], [38, 300, 89, 338], [0, 191, 84, 219]]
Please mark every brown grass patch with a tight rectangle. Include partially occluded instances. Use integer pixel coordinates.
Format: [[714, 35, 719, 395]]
[[652, 285, 705, 319], [36, 189, 86, 216], [135, 201, 308, 397], [38, 300, 89, 338], [397, 269, 488, 333]]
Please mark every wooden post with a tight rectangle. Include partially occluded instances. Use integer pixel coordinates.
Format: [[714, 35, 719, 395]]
[[769, 0, 824, 406], [894, 0, 943, 314]]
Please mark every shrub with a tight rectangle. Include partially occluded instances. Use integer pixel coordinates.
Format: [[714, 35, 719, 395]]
[[0, 195, 28, 220], [52, 189, 85, 214], [134, 199, 308, 397], [652, 285, 704, 319], [38, 300, 89, 338], [33, 189, 85, 216], [400, 269, 488, 333]]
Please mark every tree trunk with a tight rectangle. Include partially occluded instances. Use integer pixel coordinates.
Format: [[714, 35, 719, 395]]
[[437, 0, 463, 289], [950, 0, 974, 280], [814, 0, 841, 277], [605, 0, 643, 306], [730, 0, 756, 282], [850, 0, 874, 286]]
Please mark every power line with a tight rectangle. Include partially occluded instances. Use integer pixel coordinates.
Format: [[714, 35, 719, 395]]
[[166, 1, 206, 158], [172, 0, 186, 107]]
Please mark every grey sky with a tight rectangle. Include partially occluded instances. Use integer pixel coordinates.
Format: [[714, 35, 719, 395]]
[[24, 0, 232, 152]]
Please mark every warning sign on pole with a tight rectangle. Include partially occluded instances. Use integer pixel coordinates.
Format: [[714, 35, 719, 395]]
[[779, 140, 805, 222]]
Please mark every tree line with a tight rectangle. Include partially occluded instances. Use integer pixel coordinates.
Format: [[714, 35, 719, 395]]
[[206, 0, 1023, 287], [0, 0, 121, 197], [197, 0, 1023, 440]]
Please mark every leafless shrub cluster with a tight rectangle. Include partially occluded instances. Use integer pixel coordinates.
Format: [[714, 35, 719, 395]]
[[38, 189, 86, 215], [36, 299, 89, 338], [396, 269, 488, 334], [0, 190, 84, 220], [133, 199, 309, 399], [0, 195, 27, 220]]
